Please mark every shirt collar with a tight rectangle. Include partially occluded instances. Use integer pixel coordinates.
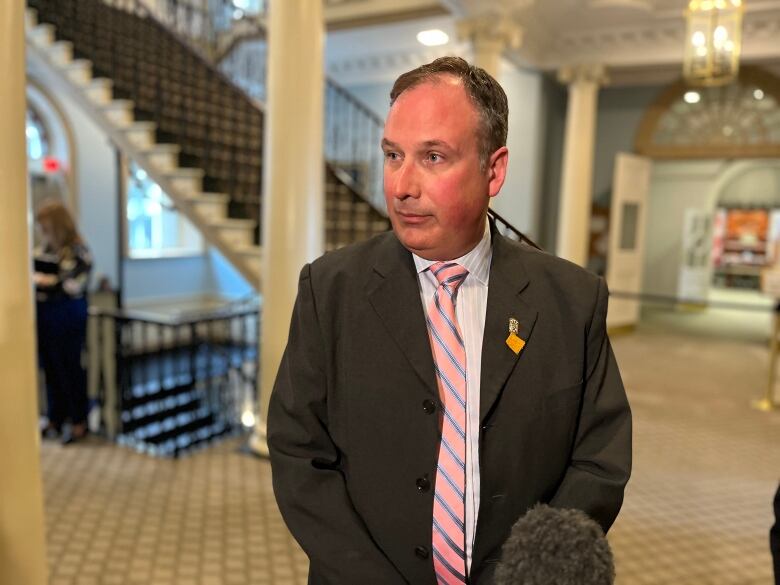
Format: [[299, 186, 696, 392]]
[[412, 220, 492, 286]]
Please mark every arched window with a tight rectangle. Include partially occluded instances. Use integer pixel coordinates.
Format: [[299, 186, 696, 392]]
[[635, 66, 780, 159], [26, 106, 50, 161], [126, 159, 203, 257]]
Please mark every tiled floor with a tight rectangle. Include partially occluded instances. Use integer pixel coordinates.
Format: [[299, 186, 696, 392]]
[[40, 305, 780, 585], [42, 437, 308, 585], [608, 305, 779, 585]]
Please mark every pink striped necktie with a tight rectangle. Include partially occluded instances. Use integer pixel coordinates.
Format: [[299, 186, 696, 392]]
[[426, 261, 469, 585]]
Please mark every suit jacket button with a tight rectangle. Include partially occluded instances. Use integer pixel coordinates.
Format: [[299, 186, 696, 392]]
[[415, 545, 429, 559], [416, 476, 431, 492], [422, 399, 436, 414]]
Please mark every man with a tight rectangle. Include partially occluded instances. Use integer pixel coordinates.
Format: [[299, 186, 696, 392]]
[[268, 57, 632, 585]]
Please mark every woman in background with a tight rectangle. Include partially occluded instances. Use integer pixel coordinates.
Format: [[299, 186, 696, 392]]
[[34, 200, 92, 445]]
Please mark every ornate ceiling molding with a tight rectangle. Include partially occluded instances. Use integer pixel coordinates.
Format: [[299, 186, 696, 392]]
[[456, 15, 523, 51], [445, 0, 780, 74], [558, 63, 608, 85], [322, 0, 780, 88], [327, 44, 473, 85], [325, 0, 447, 30]]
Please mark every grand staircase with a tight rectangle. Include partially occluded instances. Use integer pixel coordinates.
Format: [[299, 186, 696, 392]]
[[25, 0, 392, 455], [25, 0, 391, 290]]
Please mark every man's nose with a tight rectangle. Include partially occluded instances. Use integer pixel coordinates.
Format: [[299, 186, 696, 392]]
[[392, 161, 421, 199]]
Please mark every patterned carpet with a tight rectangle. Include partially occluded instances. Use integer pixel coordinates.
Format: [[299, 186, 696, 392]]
[[607, 307, 779, 585], [40, 306, 780, 585]]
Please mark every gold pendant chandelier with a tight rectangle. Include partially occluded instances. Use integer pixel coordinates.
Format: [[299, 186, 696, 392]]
[[683, 0, 744, 87]]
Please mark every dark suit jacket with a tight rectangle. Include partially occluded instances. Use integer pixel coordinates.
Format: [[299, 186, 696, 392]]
[[268, 226, 632, 585], [772, 484, 780, 585]]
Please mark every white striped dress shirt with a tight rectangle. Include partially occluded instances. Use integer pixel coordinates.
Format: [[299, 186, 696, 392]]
[[412, 221, 492, 574]]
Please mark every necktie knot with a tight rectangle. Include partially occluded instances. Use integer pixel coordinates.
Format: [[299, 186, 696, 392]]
[[430, 262, 469, 293]]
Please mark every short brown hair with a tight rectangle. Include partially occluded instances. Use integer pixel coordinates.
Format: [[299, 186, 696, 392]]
[[389, 56, 508, 169], [36, 199, 83, 250]]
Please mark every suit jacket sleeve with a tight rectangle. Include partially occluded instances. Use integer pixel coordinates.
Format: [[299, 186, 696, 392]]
[[267, 264, 407, 585], [550, 276, 632, 533]]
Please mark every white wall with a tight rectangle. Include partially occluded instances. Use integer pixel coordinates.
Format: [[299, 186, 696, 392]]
[[718, 163, 780, 206], [537, 76, 567, 251], [642, 160, 727, 297], [208, 248, 255, 299], [641, 159, 780, 298], [342, 81, 394, 120], [492, 59, 544, 239], [593, 86, 661, 204], [123, 256, 215, 301]]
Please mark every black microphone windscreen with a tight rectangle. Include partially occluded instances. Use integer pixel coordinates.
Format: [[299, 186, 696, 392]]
[[494, 504, 615, 585]]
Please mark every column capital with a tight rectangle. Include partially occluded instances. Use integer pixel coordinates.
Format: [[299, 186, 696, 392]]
[[456, 15, 524, 53], [557, 63, 608, 86]]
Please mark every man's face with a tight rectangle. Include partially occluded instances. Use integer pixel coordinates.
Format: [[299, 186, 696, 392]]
[[382, 76, 507, 260]]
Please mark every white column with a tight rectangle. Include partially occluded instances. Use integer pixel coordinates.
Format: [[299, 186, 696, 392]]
[[555, 64, 606, 267], [457, 16, 523, 79], [251, 0, 324, 455], [0, 3, 49, 584]]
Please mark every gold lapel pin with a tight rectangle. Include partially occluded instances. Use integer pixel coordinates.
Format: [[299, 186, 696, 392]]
[[506, 318, 525, 355]]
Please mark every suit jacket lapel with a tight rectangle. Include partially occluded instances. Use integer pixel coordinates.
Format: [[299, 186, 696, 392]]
[[480, 231, 538, 424], [366, 235, 438, 397]]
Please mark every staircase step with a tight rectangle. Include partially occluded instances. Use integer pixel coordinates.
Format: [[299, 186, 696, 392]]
[[122, 395, 202, 433], [122, 379, 196, 411], [164, 168, 205, 195], [63, 59, 93, 85], [142, 144, 181, 172], [103, 99, 135, 127], [146, 419, 232, 457], [234, 245, 262, 259], [29, 23, 55, 46], [139, 408, 216, 444], [47, 40, 73, 66], [121, 121, 157, 149], [84, 78, 114, 105], [187, 192, 230, 220], [208, 219, 257, 248]]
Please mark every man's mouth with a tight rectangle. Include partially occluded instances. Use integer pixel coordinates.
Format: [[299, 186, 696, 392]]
[[396, 211, 431, 225]]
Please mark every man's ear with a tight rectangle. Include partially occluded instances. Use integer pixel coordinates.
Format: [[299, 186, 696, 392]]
[[487, 146, 509, 198]]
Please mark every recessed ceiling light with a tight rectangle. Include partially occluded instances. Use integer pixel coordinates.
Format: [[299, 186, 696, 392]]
[[684, 91, 701, 104], [754, 89, 765, 100], [417, 29, 449, 47]]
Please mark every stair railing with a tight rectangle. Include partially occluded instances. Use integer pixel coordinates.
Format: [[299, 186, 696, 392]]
[[88, 301, 259, 456], [115, 0, 389, 214], [38, 0, 537, 246]]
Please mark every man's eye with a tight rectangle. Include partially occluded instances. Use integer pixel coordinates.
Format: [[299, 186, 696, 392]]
[[384, 152, 399, 161], [428, 153, 442, 163]]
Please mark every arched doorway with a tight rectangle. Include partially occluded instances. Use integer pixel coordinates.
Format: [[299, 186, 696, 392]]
[[26, 78, 77, 242], [633, 66, 780, 304]]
